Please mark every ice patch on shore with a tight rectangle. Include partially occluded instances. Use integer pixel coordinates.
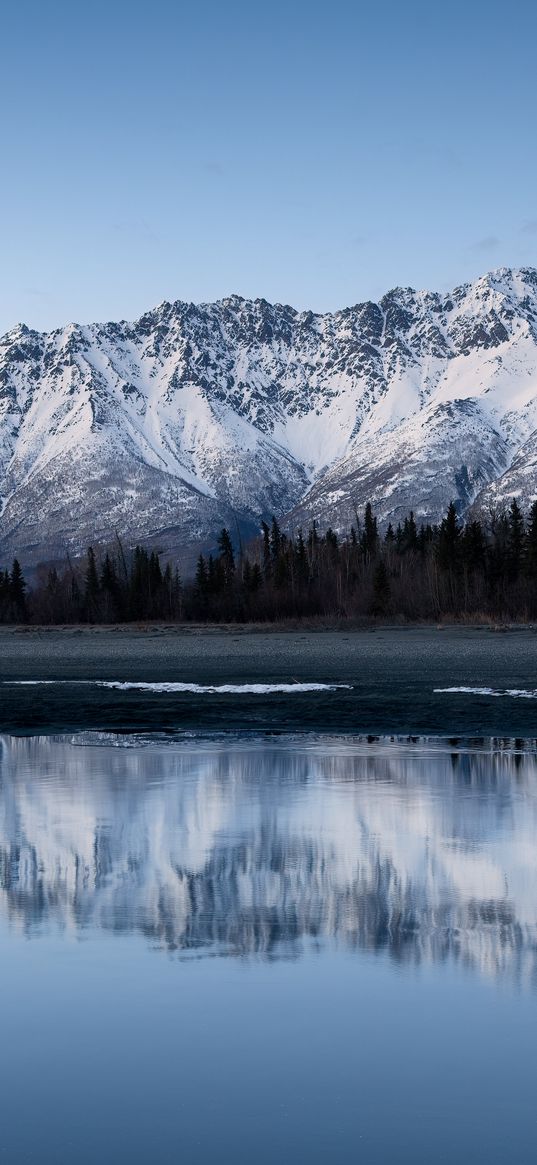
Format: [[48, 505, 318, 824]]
[[435, 686, 537, 699], [7, 680, 351, 694], [97, 681, 352, 694]]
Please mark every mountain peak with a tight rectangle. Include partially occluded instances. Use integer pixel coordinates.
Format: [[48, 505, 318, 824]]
[[2, 267, 537, 568]]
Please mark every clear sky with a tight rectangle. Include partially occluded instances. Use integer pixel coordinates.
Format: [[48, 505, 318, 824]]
[[1, 0, 536, 334]]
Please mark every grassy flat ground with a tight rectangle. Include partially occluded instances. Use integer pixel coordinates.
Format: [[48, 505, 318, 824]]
[[1, 624, 536, 737]]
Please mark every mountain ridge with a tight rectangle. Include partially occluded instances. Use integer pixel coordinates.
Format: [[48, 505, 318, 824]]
[[2, 266, 537, 567]]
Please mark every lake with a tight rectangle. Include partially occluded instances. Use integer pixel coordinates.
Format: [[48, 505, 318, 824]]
[[1, 731, 536, 1163], [4, 626, 537, 737]]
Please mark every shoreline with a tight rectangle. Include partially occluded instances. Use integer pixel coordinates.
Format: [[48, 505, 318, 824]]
[[5, 618, 537, 633]]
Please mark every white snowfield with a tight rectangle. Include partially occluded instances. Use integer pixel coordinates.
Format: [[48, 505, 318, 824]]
[[1, 266, 537, 565]]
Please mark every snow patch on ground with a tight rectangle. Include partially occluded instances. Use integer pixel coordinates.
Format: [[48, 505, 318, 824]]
[[435, 686, 537, 699]]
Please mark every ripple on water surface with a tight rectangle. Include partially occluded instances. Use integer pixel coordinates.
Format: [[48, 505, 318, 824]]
[[1, 733, 537, 1164]]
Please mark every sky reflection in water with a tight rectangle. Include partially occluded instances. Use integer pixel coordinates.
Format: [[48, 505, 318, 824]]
[[1, 734, 537, 1164]]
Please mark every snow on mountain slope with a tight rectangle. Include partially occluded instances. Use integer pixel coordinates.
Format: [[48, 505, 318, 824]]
[[289, 267, 537, 531], [288, 398, 510, 532], [1, 267, 537, 567]]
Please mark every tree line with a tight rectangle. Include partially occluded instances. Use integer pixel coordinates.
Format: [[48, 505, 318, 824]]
[[2, 499, 537, 624]]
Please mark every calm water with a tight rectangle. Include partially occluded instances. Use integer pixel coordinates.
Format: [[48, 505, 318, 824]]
[[1, 733, 537, 1163]]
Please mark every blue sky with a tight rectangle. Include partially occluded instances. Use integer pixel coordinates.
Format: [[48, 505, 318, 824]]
[[1, 0, 536, 333]]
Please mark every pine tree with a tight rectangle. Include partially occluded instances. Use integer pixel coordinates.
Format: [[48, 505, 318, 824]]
[[10, 559, 27, 619], [130, 546, 150, 618], [207, 554, 221, 594], [363, 503, 378, 557], [438, 503, 461, 571], [325, 528, 339, 558], [260, 521, 272, 581], [406, 512, 418, 552], [195, 554, 208, 599], [217, 528, 235, 586], [100, 553, 120, 620], [507, 497, 524, 581], [149, 551, 163, 597], [270, 517, 282, 562], [100, 553, 116, 593], [174, 568, 182, 616], [84, 548, 100, 620], [295, 529, 308, 582]]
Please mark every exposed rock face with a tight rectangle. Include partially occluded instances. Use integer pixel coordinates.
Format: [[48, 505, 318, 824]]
[[2, 267, 537, 566]]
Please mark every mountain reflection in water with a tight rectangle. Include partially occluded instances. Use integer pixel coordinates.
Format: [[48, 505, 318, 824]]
[[1, 734, 537, 985]]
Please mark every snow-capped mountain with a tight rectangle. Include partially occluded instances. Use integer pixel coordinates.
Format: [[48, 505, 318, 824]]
[[2, 267, 537, 567]]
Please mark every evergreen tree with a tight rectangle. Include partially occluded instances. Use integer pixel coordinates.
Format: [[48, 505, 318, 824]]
[[10, 559, 27, 619], [162, 562, 173, 615], [100, 553, 120, 619], [130, 546, 150, 618], [401, 511, 418, 553], [325, 528, 339, 558], [84, 547, 100, 619], [195, 554, 208, 596], [149, 551, 163, 596], [273, 548, 289, 589], [295, 529, 308, 582], [270, 517, 282, 562], [507, 497, 524, 581], [207, 554, 222, 594], [437, 503, 461, 572], [363, 503, 378, 557], [217, 528, 235, 586], [261, 522, 272, 580]]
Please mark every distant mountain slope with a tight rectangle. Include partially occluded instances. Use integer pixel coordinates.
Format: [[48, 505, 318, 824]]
[[1, 267, 537, 566]]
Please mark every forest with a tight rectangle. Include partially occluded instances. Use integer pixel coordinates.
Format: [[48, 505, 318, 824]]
[[1, 499, 537, 625]]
